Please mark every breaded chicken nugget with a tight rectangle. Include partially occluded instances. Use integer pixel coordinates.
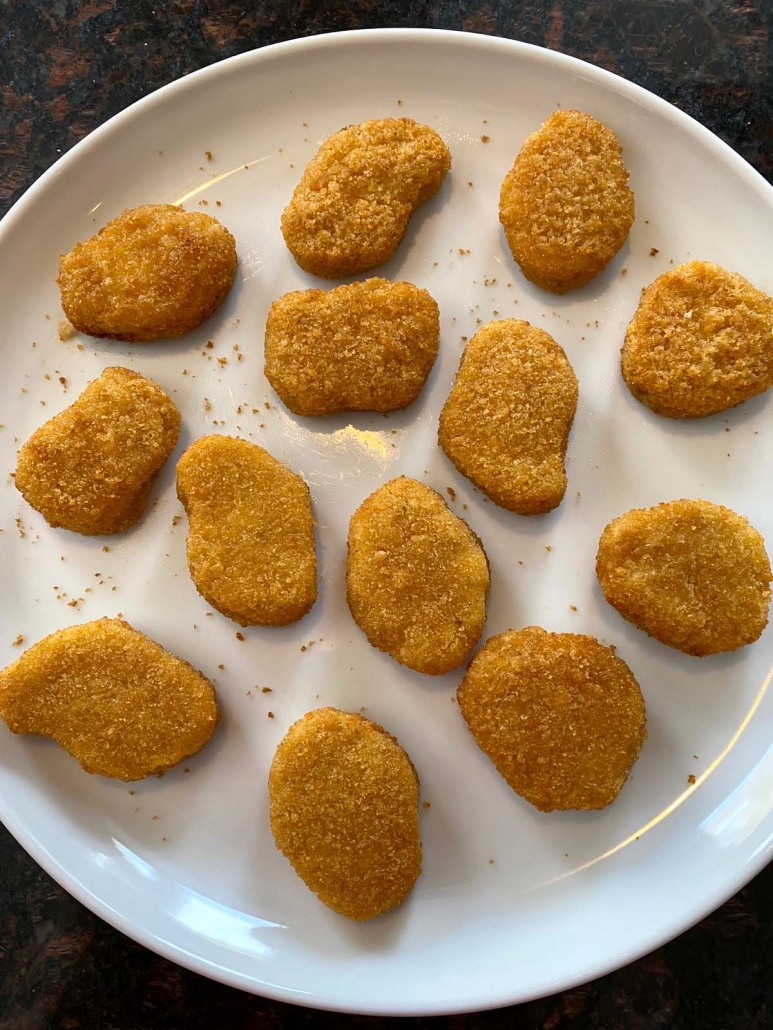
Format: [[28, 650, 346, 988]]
[[621, 261, 773, 418], [58, 204, 237, 341], [438, 319, 578, 515], [597, 499, 772, 656], [15, 366, 180, 535], [499, 110, 634, 293], [458, 627, 646, 812], [269, 707, 421, 921], [0, 618, 219, 780], [264, 278, 439, 416], [281, 118, 451, 278], [347, 476, 489, 675], [176, 435, 317, 627]]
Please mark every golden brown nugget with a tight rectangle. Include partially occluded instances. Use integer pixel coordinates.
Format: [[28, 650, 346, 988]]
[[269, 708, 421, 921], [597, 499, 772, 656], [499, 110, 634, 293], [264, 278, 439, 416], [621, 261, 773, 418], [176, 435, 317, 627], [281, 118, 451, 278], [15, 367, 180, 535], [0, 618, 219, 781], [458, 627, 646, 812], [438, 319, 578, 515], [58, 204, 237, 341], [347, 477, 489, 675]]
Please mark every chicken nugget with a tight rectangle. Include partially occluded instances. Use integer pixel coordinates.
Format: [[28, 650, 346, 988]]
[[281, 118, 451, 278], [58, 204, 237, 341], [596, 499, 772, 656], [0, 618, 219, 780], [499, 110, 634, 293], [176, 435, 317, 627], [438, 319, 578, 515], [264, 278, 439, 416], [621, 261, 773, 418], [269, 707, 421, 921], [15, 366, 180, 535], [347, 476, 489, 675], [458, 627, 646, 812]]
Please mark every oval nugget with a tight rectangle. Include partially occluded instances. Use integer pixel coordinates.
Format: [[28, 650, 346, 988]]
[[264, 278, 439, 416], [458, 627, 646, 812], [499, 110, 634, 293], [269, 708, 421, 921], [0, 618, 219, 780], [438, 319, 578, 515], [281, 118, 451, 278], [58, 204, 237, 341], [15, 366, 180, 535], [621, 261, 773, 418], [176, 435, 317, 627], [596, 499, 772, 656], [347, 477, 489, 675]]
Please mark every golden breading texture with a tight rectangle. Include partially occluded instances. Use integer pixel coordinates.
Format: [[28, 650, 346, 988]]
[[58, 204, 237, 342], [458, 627, 646, 812], [438, 319, 578, 515], [176, 435, 317, 627], [621, 261, 773, 418], [269, 708, 421, 921], [0, 618, 219, 781], [15, 366, 180, 536], [347, 476, 490, 675], [596, 499, 772, 656], [264, 278, 439, 416], [281, 118, 451, 278], [499, 110, 634, 293]]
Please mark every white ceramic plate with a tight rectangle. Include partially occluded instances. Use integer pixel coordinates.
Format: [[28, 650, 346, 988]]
[[1, 28, 772, 1017]]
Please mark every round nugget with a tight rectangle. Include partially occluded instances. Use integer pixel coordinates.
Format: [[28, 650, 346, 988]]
[[596, 499, 772, 656], [621, 261, 773, 418], [269, 708, 421, 921], [58, 204, 237, 341], [457, 627, 646, 812], [499, 110, 634, 293]]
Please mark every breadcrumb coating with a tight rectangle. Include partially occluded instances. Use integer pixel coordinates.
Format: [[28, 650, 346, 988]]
[[596, 499, 772, 656], [269, 707, 421, 921], [438, 319, 578, 514], [458, 627, 646, 812], [499, 110, 634, 293], [264, 278, 439, 416], [281, 118, 451, 278], [621, 261, 773, 417], [58, 204, 237, 342], [0, 618, 219, 781], [346, 476, 489, 675], [15, 366, 180, 535], [176, 435, 317, 627]]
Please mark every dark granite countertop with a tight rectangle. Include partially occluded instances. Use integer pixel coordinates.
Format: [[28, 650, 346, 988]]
[[1, 3, 772, 1028]]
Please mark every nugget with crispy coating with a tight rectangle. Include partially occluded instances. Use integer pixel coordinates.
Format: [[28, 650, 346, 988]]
[[458, 627, 646, 812], [597, 499, 772, 656], [438, 319, 578, 515], [264, 278, 439, 416], [15, 366, 180, 535], [499, 110, 634, 293], [176, 435, 317, 627], [269, 707, 421, 920], [347, 476, 489, 675], [622, 261, 773, 418], [58, 204, 237, 341], [0, 618, 219, 780], [281, 118, 451, 278]]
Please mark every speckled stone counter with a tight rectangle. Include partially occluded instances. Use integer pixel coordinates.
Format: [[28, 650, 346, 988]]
[[1, 3, 772, 1027]]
